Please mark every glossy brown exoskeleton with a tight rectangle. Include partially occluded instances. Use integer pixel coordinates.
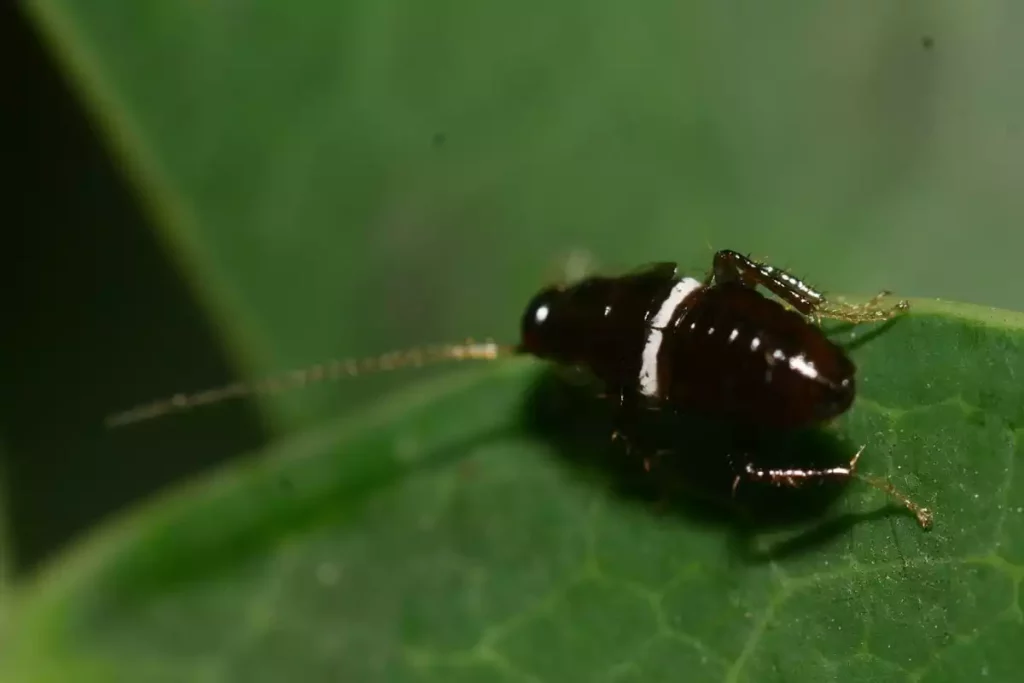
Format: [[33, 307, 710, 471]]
[[519, 250, 931, 529], [520, 254, 860, 429], [106, 250, 931, 528]]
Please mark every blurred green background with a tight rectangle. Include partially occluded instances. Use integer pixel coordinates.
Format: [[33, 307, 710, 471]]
[[4, 0, 1023, 576]]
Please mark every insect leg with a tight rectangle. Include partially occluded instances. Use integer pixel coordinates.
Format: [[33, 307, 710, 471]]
[[733, 446, 933, 529], [608, 389, 666, 470], [609, 389, 641, 455], [811, 290, 910, 324], [710, 250, 908, 324]]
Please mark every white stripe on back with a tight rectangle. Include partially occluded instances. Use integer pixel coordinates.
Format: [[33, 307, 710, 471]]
[[649, 277, 702, 329], [639, 277, 702, 397]]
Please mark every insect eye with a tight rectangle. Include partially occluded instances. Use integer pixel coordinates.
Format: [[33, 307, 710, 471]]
[[520, 287, 562, 352]]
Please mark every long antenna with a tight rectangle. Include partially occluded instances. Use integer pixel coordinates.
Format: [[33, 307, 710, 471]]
[[105, 340, 519, 428]]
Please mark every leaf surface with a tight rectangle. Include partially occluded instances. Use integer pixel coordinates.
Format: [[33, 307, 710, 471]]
[[5, 301, 1024, 683]]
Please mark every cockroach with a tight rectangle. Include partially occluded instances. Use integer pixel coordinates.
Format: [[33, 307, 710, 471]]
[[107, 250, 931, 528]]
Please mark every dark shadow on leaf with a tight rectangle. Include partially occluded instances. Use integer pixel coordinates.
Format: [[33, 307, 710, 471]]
[[730, 505, 907, 563], [518, 368, 909, 562]]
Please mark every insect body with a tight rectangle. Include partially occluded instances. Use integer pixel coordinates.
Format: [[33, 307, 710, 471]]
[[107, 250, 931, 528], [521, 250, 929, 528], [521, 256, 855, 430]]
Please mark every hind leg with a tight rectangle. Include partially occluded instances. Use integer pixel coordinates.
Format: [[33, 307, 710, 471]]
[[730, 445, 933, 529], [710, 250, 909, 324]]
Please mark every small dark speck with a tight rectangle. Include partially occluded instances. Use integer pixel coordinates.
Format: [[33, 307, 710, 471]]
[[432, 132, 447, 147], [922, 35, 934, 50]]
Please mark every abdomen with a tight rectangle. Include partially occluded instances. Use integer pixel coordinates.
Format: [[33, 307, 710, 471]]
[[656, 282, 856, 429]]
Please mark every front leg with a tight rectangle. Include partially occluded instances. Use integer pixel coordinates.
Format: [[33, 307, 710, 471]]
[[710, 250, 908, 324], [608, 389, 666, 471]]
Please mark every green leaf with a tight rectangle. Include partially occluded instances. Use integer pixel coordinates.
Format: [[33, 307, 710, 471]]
[[15, 1, 1024, 681], [4, 300, 1024, 683]]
